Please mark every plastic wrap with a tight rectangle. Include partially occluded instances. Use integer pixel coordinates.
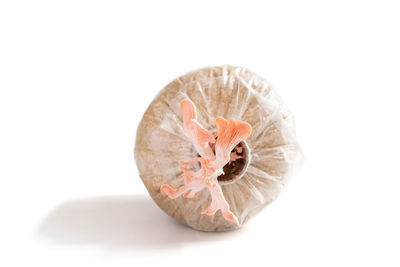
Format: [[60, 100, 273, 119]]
[[134, 65, 300, 231]]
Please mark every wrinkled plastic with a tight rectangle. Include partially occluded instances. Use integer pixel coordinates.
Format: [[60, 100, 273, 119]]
[[134, 65, 300, 231]]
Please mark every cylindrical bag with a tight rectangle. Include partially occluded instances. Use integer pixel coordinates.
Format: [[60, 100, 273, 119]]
[[135, 65, 300, 231]]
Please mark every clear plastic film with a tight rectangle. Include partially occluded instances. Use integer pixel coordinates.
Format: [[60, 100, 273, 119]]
[[134, 65, 301, 231]]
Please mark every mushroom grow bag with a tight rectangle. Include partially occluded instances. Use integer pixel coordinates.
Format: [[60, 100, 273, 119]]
[[134, 65, 300, 231]]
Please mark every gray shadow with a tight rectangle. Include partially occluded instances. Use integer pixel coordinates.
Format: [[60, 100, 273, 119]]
[[37, 195, 244, 250]]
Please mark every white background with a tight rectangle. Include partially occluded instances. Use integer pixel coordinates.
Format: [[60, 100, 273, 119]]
[[1, 1, 399, 266]]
